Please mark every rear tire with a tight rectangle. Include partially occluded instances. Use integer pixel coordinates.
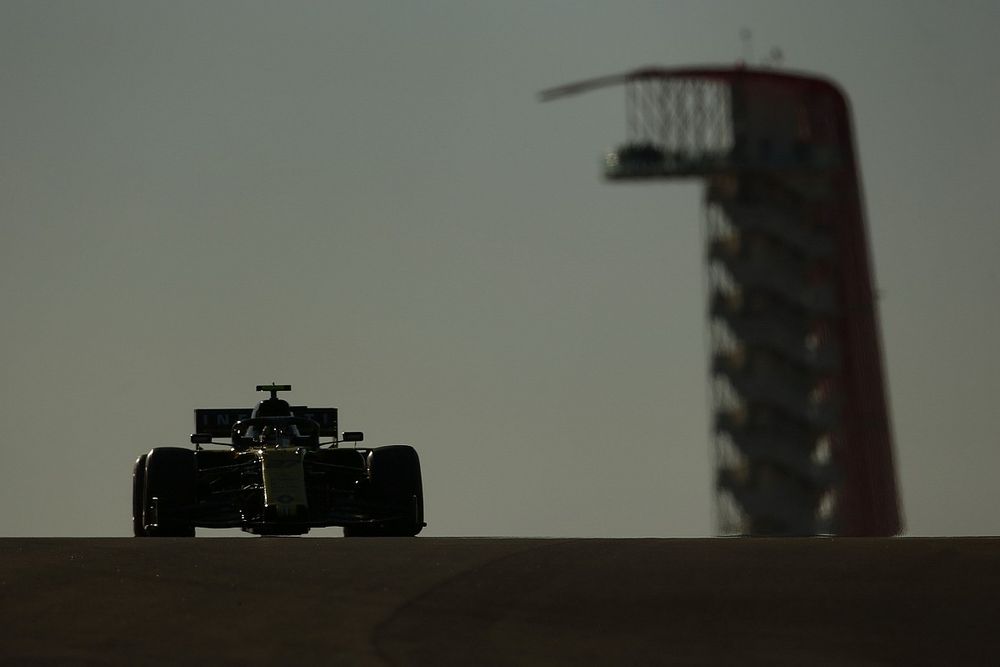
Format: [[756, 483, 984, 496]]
[[344, 445, 423, 537], [142, 448, 196, 537]]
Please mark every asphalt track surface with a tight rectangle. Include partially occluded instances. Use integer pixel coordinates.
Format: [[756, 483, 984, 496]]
[[2, 537, 999, 665]]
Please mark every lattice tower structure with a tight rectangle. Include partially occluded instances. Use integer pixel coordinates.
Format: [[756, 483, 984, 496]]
[[542, 67, 901, 536]]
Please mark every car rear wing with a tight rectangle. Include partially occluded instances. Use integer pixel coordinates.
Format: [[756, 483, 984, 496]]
[[195, 407, 339, 438]]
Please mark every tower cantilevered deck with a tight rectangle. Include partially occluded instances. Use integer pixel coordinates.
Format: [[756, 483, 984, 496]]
[[543, 67, 901, 536]]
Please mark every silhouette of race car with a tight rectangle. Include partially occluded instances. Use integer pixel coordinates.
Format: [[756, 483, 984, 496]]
[[132, 384, 424, 537]]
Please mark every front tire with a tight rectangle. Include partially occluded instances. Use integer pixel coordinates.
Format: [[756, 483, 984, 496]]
[[132, 454, 148, 537], [142, 448, 196, 537], [344, 445, 423, 537]]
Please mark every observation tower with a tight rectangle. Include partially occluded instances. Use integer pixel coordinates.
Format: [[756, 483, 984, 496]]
[[542, 67, 901, 536]]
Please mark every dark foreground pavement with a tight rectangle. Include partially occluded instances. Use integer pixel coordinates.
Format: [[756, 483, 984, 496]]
[[2, 537, 999, 665]]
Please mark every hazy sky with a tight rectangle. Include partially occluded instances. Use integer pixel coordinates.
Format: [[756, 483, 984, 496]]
[[2, 1, 997, 537]]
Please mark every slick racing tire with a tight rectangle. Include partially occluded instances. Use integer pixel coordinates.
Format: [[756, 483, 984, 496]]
[[141, 447, 197, 537], [344, 445, 424, 537], [132, 454, 148, 537]]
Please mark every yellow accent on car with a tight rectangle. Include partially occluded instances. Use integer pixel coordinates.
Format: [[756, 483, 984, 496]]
[[261, 449, 308, 518]]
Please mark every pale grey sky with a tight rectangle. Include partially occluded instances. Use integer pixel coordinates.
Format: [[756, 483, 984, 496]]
[[1, 1, 997, 537]]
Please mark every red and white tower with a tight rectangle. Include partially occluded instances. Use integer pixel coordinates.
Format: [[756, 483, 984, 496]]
[[543, 67, 901, 536]]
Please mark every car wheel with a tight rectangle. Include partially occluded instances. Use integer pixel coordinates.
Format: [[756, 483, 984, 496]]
[[132, 454, 148, 537], [142, 447, 196, 537], [344, 445, 423, 537]]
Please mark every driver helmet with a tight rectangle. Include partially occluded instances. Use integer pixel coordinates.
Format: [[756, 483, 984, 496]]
[[256, 424, 292, 447]]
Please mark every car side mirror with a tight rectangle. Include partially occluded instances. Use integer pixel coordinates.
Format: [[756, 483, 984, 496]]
[[341, 431, 364, 443], [191, 433, 214, 445]]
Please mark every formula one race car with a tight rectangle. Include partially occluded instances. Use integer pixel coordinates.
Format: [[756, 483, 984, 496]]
[[132, 385, 424, 537]]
